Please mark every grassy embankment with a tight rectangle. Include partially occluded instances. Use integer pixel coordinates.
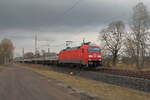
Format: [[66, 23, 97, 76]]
[[18, 64, 150, 100], [106, 63, 150, 71]]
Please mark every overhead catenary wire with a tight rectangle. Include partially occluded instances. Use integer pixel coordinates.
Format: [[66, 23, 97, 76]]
[[60, 0, 83, 17], [35, 0, 83, 34]]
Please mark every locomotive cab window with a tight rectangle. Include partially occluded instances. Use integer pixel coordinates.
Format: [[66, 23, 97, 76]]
[[88, 48, 101, 52]]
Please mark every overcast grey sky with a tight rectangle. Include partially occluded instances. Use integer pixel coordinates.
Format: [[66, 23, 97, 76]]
[[0, 0, 149, 56]]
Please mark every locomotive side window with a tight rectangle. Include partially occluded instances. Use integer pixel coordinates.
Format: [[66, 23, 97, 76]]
[[88, 48, 101, 52]]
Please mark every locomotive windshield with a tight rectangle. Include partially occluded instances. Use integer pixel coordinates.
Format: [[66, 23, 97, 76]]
[[88, 48, 101, 52]]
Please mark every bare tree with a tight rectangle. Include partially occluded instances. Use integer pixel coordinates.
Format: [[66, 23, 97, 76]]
[[0, 39, 14, 64], [99, 21, 125, 66], [123, 32, 137, 64], [130, 2, 150, 68]]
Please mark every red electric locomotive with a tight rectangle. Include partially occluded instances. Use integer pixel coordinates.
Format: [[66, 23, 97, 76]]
[[58, 43, 102, 68]]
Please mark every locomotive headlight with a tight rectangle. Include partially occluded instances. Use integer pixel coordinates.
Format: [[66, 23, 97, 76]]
[[88, 55, 93, 58], [97, 55, 101, 58]]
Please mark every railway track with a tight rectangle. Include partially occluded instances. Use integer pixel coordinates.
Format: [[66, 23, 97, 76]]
[[98, 68, 150, 80], [20, 64, 150, 93]]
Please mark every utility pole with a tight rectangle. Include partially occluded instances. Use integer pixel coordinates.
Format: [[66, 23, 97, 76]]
[[22, 48, 24, 63], [35, 34, 37, 55], [39, 40, 52, 54], [48, 48, 50, 53]]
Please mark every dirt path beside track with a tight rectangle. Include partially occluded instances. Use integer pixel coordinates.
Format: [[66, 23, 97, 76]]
[[0, 65, 97, 100]]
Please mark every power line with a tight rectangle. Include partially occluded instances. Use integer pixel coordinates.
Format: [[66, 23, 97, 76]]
[[35, 0, 83, 41], [35, 34, 37, 54], [51, 0, 83, 28], [61, 0, 83, 17]]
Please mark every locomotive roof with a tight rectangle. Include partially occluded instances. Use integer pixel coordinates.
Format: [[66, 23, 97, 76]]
[[61, 44, 100, 52]]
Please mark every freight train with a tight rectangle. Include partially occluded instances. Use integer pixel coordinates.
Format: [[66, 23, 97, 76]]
[[17, 43, 102, 68]]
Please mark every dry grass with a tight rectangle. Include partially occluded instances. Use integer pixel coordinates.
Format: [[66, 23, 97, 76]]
[[18, 64, 150, 100], [109, 63, 150, 71]]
